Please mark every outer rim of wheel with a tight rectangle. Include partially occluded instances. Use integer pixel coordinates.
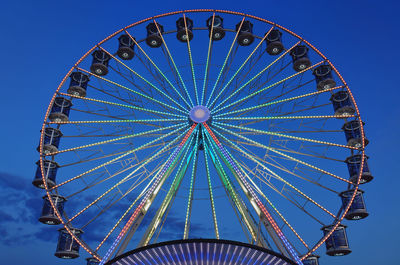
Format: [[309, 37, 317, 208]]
[[38, 9, 367, 262]]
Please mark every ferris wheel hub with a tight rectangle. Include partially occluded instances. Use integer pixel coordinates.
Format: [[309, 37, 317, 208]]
[[189, 105, 211, 123]]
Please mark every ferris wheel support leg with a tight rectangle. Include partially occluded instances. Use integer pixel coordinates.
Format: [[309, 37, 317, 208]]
[[203, 123, 303, 265], [99, 124, 198, 265], [114, 131, 196, 257], [138, 134, 197, 247], [203, 132, 268, 248]]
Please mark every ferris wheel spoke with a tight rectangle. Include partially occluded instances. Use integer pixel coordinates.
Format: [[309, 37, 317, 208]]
[[211, 40, 302, 113], [214, 114, 355, 122], [212, 60, 324, 115], [153, 18, 194, 108], [224, 77, 315, 117], [205, 17, 246, 108], [122, 29, 190, 110], [75, 67, 186, 115], [214, 121, 355, 150], [203, 123, 302, 262], [212, 127, 337, 221], [234, 156, 310, 250], [202, 128, 220, 239], [58, 92, 184, 118], [48, 117, 186, 125], [182, 13, 199, 105], [202, 132, 264, 246], [208, 26, 274, 109], [98, 47, 188, 112], [215, 86, 345, 119], [139, 132, 197, 246], [51, 125, 188, 191], [213, 124, 351, 185], [183, 128, 200, 239], [200, 13, 215, 106], [46, 123, 185, 156]]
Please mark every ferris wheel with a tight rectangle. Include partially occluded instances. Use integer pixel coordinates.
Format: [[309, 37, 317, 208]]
[[34, 9, 373, 265]]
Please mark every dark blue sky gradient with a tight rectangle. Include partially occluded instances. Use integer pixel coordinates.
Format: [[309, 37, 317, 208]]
[[0, 0, 399, 265]]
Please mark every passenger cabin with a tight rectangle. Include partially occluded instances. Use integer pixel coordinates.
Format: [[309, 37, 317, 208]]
[[39, 194, 66, 225], [146, 22, 164, 48], [39, 127, 62, 154], [49, 97, 72, 122], [235, 21, 254, 46], [342, 120, 368, 148], [176, 17, 194, 42], [290, 45, 311, 72], [206, 15, 225, 40], [55, 228, 83, 259], [340, 189, 369, 220], [90, 50, 111, 76], [302, 254, 319, 265], [67, 72, 89, 97], [265, 29, 284, 55], [346, 154, 373, 184], [322, 224, 351, 256], [117, 34, 135, 60], [330, 91, 355, 117], [33, 160, 59, 189], [313, 65, 336, 90], [86, 257, 100, 265]]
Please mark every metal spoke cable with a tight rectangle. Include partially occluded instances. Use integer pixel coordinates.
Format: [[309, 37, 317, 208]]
[[208, 26, 274, 109], [200, 13, 215, 106], [211, 40, 302, 113], [205, 17, 245, 107], [122, 29, 191, 110], [183, 127, 200, 239], [212, 61, 324, 115], [153, 19, 194, 107]]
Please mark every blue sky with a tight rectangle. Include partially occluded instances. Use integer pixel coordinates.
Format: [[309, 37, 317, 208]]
[[0, 0, 399, 265]]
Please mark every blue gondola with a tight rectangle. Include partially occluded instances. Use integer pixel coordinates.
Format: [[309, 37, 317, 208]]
[[330, 90, 355, 117], [236, 21, 254, 46], [38, 127, 62, 154], [265, 29, 284, 55], [340, 189, 368, 220], [176, 17, 194, 42], [322, 224, 351, 256], [146, 22, 164, 48], [312, 64, 336, 90], [90, 50, 111, 76], [346, 154, 373, 184], [290, 45, 311, 72], [33, 160, 59, 189], [67, 72, 89, 97], [206, 15, 225, 41], [49, 97, 72, 122], [86, 257, 100, 265], [302, 254, 320, 265], [117, 34, 135, 60], [39, 194, 66, 225], [55, 228, 83, 259], [342, 120, 369, 148]]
